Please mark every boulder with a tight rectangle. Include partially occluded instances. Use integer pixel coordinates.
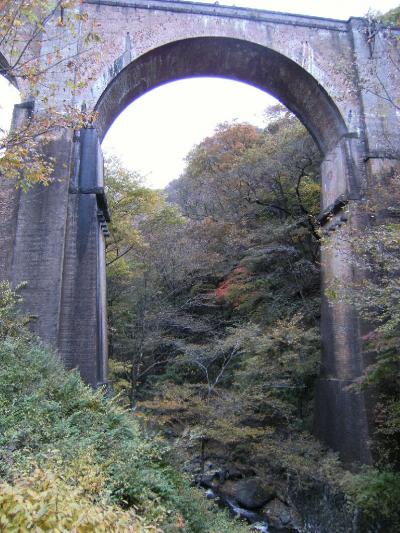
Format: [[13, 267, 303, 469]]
[[220, 478, 276, 510], [199, 469, 226, 489], [262, 497, 302, 530]]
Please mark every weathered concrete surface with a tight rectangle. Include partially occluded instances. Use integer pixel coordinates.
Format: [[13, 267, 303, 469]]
[[0, 104, 27, 282], [57, 129, 109, 386], [316, 203, 372, 464], [0, 0, 399, 463]]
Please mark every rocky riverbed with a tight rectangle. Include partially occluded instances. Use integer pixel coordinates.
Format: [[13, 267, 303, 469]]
[[198, 465, 302, 532]]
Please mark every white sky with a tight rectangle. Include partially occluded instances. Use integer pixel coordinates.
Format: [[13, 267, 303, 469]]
[[1, 0, 399, 188], [104, 78, 275, 187], [0, 81, 20, 136]]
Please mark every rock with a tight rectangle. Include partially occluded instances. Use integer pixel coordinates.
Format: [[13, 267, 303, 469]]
[[219, 478, 276, 510], [225, 465, 244, 481], [199, 469, 225, 489], [199, 474, 216, 489], [252, 523, 270, 533], [262, 498, 301, 530]]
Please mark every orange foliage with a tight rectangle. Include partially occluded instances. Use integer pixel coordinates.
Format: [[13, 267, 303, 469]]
[[215, 266, 251, 300]]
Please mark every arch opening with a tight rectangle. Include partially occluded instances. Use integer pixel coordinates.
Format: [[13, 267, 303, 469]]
[[91, 33, 368, 465], [0, 74, 20, 138], [94, 37, 348, 156], [102, 77, 277, 189]]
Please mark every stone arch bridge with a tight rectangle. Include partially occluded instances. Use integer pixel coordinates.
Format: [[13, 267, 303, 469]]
[[0, 0, 399, 464]]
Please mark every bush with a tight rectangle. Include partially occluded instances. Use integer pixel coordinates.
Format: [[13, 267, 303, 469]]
[[0, 467, 143, 532], [343, 468, 400, 531], [0, 283, 249, 532]]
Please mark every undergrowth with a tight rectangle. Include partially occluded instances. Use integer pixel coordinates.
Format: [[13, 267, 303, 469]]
[[0, 281, 249, 532]]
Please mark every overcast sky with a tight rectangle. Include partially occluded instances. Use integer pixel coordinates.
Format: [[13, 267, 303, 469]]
[[1, 0, 399, 188]]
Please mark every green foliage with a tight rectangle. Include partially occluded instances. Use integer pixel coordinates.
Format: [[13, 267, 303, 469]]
[[380, 6, 400, 25], [234, 316, 320, 427], [0, 465, 143, 533], [0, 282, 28, 339], [0, 284, 250, 532], [105, 156, 194, 407], [105, 110, 400, 530], [343, 468, 400, 530], [105, 156, 162, 267]]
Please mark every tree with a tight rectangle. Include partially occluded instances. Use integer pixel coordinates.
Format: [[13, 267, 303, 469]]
[[105, 157, 195, 407], [105, 156, 160, 267], [167, 109, 321, 260], [108, 114, 322, 420], [167, 110, 320, 224], [112, 116, 324, 492], [0, 1, 99, 188]]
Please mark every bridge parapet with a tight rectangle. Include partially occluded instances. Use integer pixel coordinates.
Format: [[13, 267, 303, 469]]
[[84, 0, 349, 30]]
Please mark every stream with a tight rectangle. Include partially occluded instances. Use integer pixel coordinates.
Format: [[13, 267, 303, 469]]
[[205, 488, 300, 533]]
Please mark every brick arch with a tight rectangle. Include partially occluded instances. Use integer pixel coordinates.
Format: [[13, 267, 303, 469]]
[[92, 35, 375, 464], [94, 37, 348, 155]]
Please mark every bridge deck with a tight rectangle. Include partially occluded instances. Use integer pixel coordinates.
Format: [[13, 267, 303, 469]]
[[83, 0, 350, 31]]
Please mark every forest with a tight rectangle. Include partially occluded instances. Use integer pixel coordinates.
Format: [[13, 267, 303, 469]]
[[104, 105, 400, 532], [0, 2, 400, 532]]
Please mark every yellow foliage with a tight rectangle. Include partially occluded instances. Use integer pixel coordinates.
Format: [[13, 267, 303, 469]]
[[0, 465, 159, 533]]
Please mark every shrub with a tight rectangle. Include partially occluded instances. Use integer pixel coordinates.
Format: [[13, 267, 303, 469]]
[[343, 468, 400, 531], [0, 283, 249, 532]]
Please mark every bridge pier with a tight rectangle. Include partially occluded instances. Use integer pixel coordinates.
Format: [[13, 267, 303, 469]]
[[57, 128, 109, 387], [314, 126, 400, 464], [316, 202, 372, 464], [0, 103, 73, 347], [311, 129, 372, 464], [0, 114, 108, 388]]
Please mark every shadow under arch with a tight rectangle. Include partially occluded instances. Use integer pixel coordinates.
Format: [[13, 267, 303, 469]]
[[94, 36, 348, 155]]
